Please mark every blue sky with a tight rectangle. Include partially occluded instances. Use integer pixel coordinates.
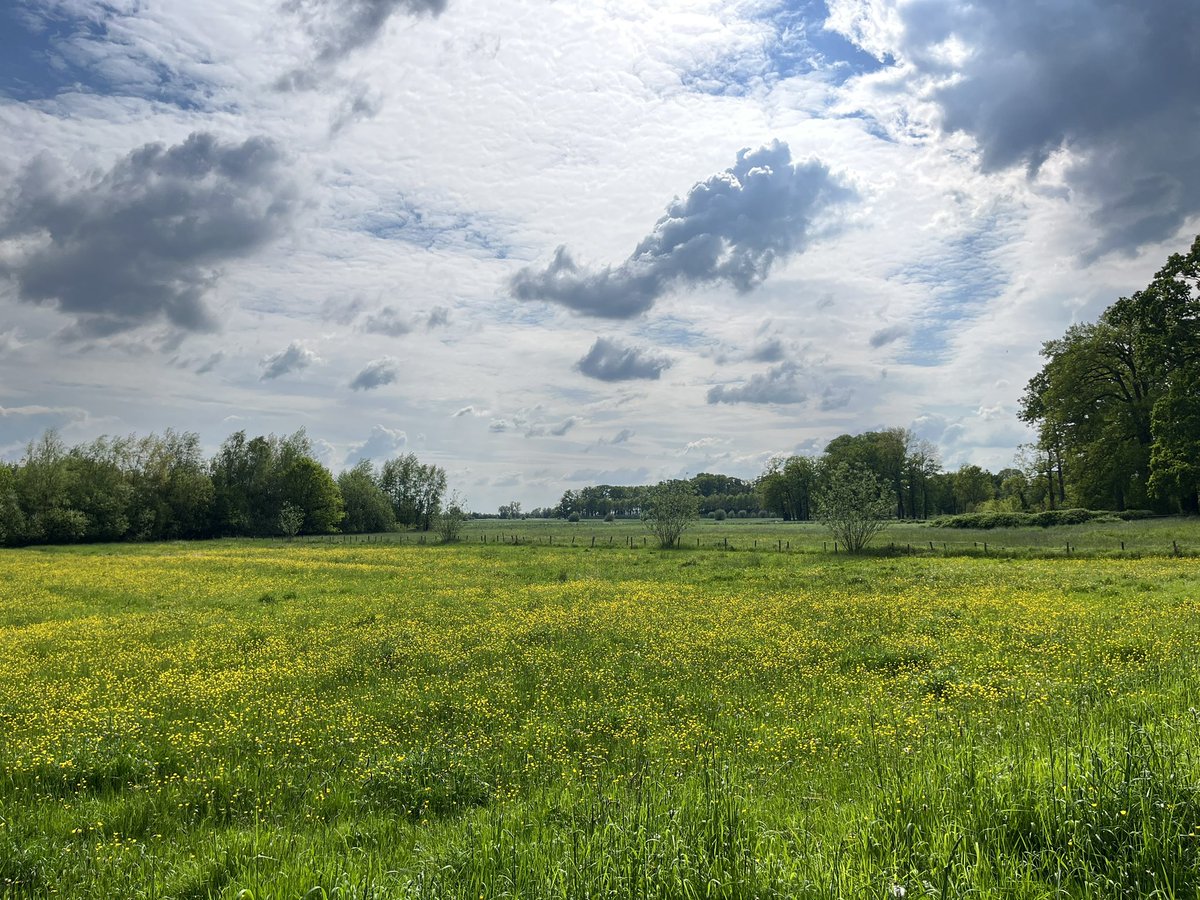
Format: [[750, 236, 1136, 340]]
[[1, 0, 1197, 509]]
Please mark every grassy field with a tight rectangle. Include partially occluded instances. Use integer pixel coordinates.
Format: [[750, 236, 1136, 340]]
[[3, 531, 1200, 897]]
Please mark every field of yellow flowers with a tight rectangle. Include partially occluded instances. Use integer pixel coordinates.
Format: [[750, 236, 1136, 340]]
[[3, 539, 1200, 897]]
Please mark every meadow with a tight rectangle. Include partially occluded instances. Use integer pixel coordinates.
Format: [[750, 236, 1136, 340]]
[[3, 526, 1200, 898]]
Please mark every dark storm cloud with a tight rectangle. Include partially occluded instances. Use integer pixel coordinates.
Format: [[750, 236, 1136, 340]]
[[283, 0, 447, 72], [0, 133, 296, 338], [350, 357, 399, 390], [511, 141, 853, 318], [575, 337, 671, 382], [706, 361, 808, 405], [860, 1, 1200, 254]]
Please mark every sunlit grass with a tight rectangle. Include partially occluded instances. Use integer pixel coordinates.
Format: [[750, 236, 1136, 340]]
[[2, 539, 1200, 897]]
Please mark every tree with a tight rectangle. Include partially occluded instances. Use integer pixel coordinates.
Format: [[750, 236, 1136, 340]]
[[338, 461, 396, 533], [814, 463, 892, 553], [641, 480, 699, 548], [379, 453, 446, 530], [436, 491, 469, 543], [498, 500, 522, 520], [757, 455, 816, 520], [952, 465, 995, 513], [279, 501, 304, 538], [1020, 234, 1200, 512]]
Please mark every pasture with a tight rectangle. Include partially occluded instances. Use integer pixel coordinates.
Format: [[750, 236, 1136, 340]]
[[3, 529, 1200, 897]]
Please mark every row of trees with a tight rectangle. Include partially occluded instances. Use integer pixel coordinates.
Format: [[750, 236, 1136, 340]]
[[1020, 235, 1199, 513], [756, 431, 1026, 521], [0, 429, 452, 546]]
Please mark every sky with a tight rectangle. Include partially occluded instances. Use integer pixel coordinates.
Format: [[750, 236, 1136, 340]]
[[1, 0, 1198, 511]]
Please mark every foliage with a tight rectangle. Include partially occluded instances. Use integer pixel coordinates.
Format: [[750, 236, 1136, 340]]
[[815, 463, 893, 552], [1022, 234, 1200, 513], [641, 479, 699, 548], [435, 491, 469, 543], [278, 501, 304, 538], [379, 453, 446, 531], [337, 461, 396, 534]]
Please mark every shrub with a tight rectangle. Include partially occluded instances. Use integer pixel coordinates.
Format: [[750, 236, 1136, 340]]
[[713, 509, 727, 521], [815, 464, 892, 553], [604, 512, 615, 522], [642, 480, 700, 548], [568, 513, 580, 523]]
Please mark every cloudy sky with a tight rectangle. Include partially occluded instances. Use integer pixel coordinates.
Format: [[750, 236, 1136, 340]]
[[1, 0, 1197, 510]]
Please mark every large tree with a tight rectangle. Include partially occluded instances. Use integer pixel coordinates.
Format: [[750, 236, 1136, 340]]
[[1021, 234, 1200, 511]]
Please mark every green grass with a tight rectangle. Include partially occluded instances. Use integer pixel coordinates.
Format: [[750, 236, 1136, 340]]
[[3, 530, 1200, 897]]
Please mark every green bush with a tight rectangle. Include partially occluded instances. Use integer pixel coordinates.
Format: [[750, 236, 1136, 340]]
[[931, 508, 1145, 529], [713, 509, 727, 521]]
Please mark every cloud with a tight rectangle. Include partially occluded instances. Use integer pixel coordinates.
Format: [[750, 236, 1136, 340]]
[[832, 0, 1200, 254], [0, 133, 296, 339], [361, 306, 413, 337], [548, 416, 581, 436], [452, 405, 475, 417], [425, 306, 450, 329], [349, 357, 399, 390], [707, 361, 809, 405], [511, 141, 853, 318], [260, 341, 320, 380], [330, 85, 384, 136], [750, 338, 787, 362], [610, 428, 634, 444], [574, 337, 671, 382], [282, 0, 447, 76], [345, 423, 407, 465], [195, 352, 224, 375], [869, 323, 908, 348]]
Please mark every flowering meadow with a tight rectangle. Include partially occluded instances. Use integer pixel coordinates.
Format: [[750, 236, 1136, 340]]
[[3, 540, 1200, 897]]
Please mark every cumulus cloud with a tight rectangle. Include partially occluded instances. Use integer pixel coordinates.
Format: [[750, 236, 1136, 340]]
[[282, 0, 447, 79], [750, 338, 787, 362], [260, 341, 320, 380], [831, 0, 1200, 254], [425, 306, 450, 329], [869, 324, 909, 348], [511, 141, 853, 318], [452, 405, 475, 417], [0, 133, 296, 339], [345, 423, 407, 465], [349, 357, 399, 390], [574, 337, 671, 382], [361, 306, 413, 337], [707, 361, 809, 405]]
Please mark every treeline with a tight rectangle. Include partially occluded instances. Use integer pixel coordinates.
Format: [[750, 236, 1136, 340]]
[[1020, 235, 1199, 513], [532, 473, 763, 521], [0, 429, 449, 546]]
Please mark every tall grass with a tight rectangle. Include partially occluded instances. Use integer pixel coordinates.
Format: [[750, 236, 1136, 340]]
[[2, 540, 1200, 896]]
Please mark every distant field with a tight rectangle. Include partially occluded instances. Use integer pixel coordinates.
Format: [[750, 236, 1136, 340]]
[[4, 535, 1200, 897], [322, 515, 1200, 556]]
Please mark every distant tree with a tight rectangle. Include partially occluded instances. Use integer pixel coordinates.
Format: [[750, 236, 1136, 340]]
[[436, 491, 469, 543], [815, 463, 892, 553], [757, 455, 816, 520], [338, 460, 396, 534], [952, 464, 995, 513], [279, 501, 304, 538], [279, 456, 344, 534], [642, 480, 699, 548], [498, 500, 522, 520], [379, 453, 446, 530]]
